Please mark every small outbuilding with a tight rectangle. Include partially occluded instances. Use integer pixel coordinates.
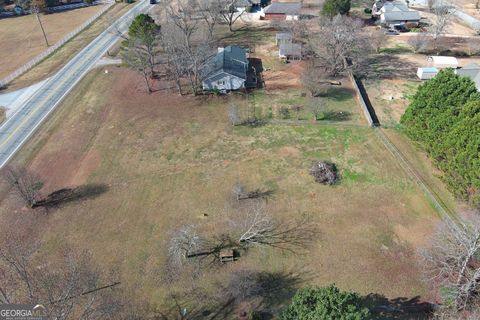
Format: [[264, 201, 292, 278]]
[[428, 56, 459, 68], [275, 32, 293, 46], [263, 2, 301, 20], [417, 67, 438, 80], [279, 43, 302, 60]]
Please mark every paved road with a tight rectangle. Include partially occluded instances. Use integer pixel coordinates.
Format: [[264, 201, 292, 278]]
[[0, 0, 152, 168]]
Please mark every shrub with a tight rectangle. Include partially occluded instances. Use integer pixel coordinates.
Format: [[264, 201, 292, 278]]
[[364, 8, 372, 13], [281, 285, 370, 320]]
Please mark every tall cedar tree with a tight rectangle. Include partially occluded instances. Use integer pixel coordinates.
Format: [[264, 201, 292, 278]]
[[401, 69, 480, 206]]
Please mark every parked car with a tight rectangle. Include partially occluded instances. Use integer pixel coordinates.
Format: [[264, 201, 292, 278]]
[[384, 29, 399, 35]]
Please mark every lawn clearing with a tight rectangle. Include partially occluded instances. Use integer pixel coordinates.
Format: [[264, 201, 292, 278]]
[[0, 5, 108, 79], [0, 65, 440, 316], [365, 79, 420, 127]]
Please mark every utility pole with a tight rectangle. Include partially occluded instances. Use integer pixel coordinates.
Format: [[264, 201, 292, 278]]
[[32, 3, 50, 47]]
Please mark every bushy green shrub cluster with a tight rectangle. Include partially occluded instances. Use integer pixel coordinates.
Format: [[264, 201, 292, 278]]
[[401, 69, 480, 206], [281, 285, 370, 320]]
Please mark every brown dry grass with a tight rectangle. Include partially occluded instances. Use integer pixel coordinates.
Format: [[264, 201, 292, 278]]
[[0, 64, 441, 315], [0, 5, 106, 79], [2, 3, 131, 91]]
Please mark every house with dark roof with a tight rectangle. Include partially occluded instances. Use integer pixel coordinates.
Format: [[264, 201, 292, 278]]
[[263, 2, 301, 20], [456, 64, 480, 90], [373, 0, 421, 26], [202, 46, 249, 92]]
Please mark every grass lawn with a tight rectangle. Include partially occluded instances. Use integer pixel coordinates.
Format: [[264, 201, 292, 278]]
[[0, 64, 440, 317], [0, 5, 108, 80]]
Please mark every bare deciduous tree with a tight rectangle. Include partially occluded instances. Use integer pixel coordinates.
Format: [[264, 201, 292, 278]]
[[0, 215, 124, 319], [408, 33, 431, 53], [3, 166, 43, 208], [162, 5, 214, 95], [301, 63, 330, 97], [167, 225, 204, 269], [428, 4, 453, 51], [219, 0, 245, 32], [420, 215, 480, 311], [230, 203, 317, 251], [308, 97, 327, 121], [309, 15, 368, 76], [195, 0, 222, 39], [121, 38, 155, 93], [368, 29, 387, 53]]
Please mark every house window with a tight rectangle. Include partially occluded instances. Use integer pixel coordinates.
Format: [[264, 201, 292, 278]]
[[217, 80, 225, 86]]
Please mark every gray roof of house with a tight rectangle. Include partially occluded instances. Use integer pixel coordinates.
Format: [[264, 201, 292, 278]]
[[384, 11, 421, 21], [456, 64, 480, 89], [203, 46, 247, 80], [382, 1, 421, 21], [264, 2, 302, 14]]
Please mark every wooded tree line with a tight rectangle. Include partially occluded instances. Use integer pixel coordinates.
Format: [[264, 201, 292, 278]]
[[401, 69, 480, 207]]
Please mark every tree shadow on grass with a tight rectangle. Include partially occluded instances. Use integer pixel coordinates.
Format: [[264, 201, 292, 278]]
[[357, 54, 419, 80], [320, 87, 355, 102], [323, 111, 351, 121], [362, 294, 435, 320], [37, 183, 109, 209], [218, 26, 274, 48]]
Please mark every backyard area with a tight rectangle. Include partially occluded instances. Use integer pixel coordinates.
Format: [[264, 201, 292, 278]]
[[0, 57, 441, 316], [0, 4, 108, 79]]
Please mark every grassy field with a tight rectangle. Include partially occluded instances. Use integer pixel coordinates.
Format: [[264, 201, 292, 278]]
[[0, 5, 108, 79], [0, 60, 441, 317], [2, 3, 132, 91]]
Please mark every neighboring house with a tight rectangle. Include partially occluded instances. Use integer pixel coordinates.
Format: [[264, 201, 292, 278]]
[[455, 63, 480, 90], [428, 56, 459, 68], [275, 32, 293, 46], [417, 67, 438, 80], [263, 2, 301, 20], [202, 46, 249, 92], [279, 43, 302, 60], [373, 0, 421, 26]]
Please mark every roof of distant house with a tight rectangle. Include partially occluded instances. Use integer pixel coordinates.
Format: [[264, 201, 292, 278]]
[[456, 63, 480, 89], [418, 67, 439, 73], [382, 1, 421, 21], [428, 56, 459, 66], [264, 2, 302, 14], [203, 46, 248, 80]]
